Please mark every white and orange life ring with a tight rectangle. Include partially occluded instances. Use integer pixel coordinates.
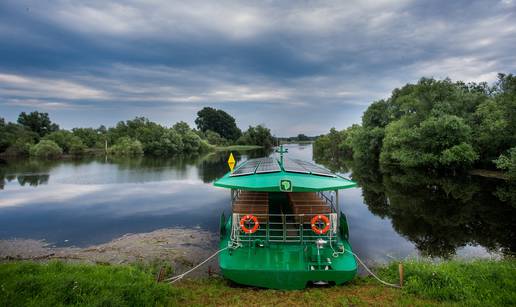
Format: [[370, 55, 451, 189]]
[[311, 215, 330, 234], [240, 215, 259, 234]]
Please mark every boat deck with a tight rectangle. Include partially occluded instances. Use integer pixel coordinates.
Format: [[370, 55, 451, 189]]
[[220, 225, 357, 289]]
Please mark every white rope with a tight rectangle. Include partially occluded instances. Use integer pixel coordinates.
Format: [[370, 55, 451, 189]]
[[326, 217, 400, 288], [165, 247, 229, 283], [344, 248, 401, 288]]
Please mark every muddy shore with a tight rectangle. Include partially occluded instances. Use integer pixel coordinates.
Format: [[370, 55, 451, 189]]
[[0, 228, 218, 276]]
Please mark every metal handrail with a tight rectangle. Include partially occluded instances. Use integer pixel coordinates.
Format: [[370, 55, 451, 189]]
[[317, 191, 337, 213], [231, 213, 338, 245]]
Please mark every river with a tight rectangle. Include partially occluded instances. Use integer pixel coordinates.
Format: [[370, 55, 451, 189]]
[[0, 143, 514, 263]]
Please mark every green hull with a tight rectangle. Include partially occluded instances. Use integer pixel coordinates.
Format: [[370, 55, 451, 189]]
[[219, 218, 357, 290]]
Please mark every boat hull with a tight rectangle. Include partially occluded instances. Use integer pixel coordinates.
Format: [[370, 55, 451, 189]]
[[219, 218, 357, 290]]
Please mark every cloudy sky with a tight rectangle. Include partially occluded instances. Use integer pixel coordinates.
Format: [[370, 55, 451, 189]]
[[0, 0, 515, 135]]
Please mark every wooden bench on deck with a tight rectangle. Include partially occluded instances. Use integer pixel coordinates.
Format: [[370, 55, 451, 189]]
[[233, 191, 269, 222], [288, 192, 331, 223]]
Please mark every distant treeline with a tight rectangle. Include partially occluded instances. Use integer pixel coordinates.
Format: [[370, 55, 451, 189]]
[[277, 134, 317, 143], [0, 107, 275, 158], [314, 73, 516, 180]]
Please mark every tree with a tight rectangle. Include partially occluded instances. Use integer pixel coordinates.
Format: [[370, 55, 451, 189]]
[[43, 130, 75, 153], [205, 130, 228, 146], [380, 115, 478, 169], [72, 128, 101, 148], [237, 125, 274, 149], [69, 137, 86, 155], [17, 111, 59, 137], [297, 134, 309, 141], [195, 107, 241, 141], [494, 147, 516, 181], [172, 121, 192, 135], [29, 140, 63, 158], [108, 137, 144, 156], [1, 120, 39, 156]]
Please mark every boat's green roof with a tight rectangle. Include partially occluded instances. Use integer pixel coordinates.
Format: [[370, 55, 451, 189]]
[[214, 157, 357, 192]]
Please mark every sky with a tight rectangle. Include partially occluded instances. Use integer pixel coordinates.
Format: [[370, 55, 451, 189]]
[[0, 0, 515, 136]]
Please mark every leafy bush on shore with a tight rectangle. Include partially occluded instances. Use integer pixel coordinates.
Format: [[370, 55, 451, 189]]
[[494, 147, 516, 180], [108, 137, 144, 156], [29, 140, 63, 158]]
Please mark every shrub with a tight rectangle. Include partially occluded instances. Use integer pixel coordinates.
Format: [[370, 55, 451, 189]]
[[108, 137, 144, 156], [205, 130, 228, 146], [29, 140, 63, 158], [494, 147, 516, 180], [69, 136, 86, 155]]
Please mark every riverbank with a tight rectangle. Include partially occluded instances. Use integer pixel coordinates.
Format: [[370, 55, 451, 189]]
[[0, 259, 513, 306], [0, 228, 217, 276]]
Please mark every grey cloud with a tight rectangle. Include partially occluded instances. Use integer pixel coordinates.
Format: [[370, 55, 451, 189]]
[[0, 0, 515, 135]]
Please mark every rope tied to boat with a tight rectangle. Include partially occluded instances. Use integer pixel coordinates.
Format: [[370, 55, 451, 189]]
[[164, 246, 229, 283], [343, 248, 402, 289], [327, 226, 401, 288]]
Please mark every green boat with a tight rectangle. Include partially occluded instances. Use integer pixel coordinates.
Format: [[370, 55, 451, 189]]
[[214, 146, 358, 290]]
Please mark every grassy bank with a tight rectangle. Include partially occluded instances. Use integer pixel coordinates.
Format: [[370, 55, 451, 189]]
[[0, 259, 514, 306], [215, 145, 263, 151]]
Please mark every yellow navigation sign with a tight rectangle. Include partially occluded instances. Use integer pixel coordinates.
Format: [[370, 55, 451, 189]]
[[228, 152, 236, 172]]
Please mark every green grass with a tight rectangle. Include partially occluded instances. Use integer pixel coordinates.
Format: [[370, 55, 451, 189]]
[[0, 261, 181, 307], [378, 259, 516, 306], [1, 259, 514, 306], [214, 145, 263, 151]]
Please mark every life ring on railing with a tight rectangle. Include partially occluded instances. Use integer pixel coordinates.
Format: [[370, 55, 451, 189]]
[[240, 215, 259, 234], [311, 215, 330, 235]]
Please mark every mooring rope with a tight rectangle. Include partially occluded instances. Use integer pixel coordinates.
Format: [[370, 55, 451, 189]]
[[326, 224, 401, 288], [164, 247, 229, 283], [165, 238, 400, 288], [344, 248, 401, 288]]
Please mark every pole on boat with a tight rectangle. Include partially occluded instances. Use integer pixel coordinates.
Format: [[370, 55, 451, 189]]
[[335, 190, 340, 220], [275, 144, 288, 167]]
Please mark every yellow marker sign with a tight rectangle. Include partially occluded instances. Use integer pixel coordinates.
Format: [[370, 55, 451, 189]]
[[228, 152, 236, 172]]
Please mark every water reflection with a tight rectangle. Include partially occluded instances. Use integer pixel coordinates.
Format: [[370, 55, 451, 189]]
[[315, 155, 516, 258], [1, 145, 513, 262], [0, 148, 273, 247]]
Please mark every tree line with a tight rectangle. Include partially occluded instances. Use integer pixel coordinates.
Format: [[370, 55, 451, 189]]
[[314, 73, 516, 180], [0, 107, 275, 158]]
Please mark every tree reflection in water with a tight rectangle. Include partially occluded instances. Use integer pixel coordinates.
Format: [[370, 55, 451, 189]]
[[315, 156, 516, 258]]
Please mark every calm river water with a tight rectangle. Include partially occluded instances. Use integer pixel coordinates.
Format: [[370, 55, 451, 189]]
[[1, 144, 514, 263]]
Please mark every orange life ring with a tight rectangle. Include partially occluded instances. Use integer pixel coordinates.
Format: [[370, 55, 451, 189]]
[[240, 215, 259, 234], [311, 215, 330, 235]]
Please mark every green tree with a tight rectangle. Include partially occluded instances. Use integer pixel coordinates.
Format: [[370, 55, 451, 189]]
[[494, 147, 516, 181], [43, 130, 75, 153], [108, 137, 144, 156], [69, 137, 86, 155], [172, 121, 192, 135], [72, 128, 101, 148], [195, 107, 241, 141], [1, 120, 38, 156], [381, 115, 478, 169], [29, 140, 63, 158], [297, 134, 309, 141], [205, 130, 228, 146], [17, 111, 59, 137], [237, 125, 274, 149]]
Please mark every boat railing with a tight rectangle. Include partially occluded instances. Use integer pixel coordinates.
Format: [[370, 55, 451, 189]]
[[231, 213, 338, 245], [316, 191, 337, 213]]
